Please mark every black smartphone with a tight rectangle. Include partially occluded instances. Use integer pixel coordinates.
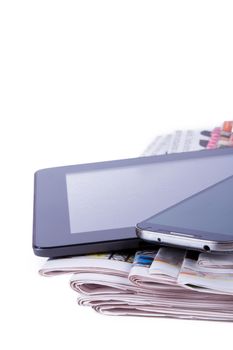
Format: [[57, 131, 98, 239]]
[[137, 175, 233, 253]]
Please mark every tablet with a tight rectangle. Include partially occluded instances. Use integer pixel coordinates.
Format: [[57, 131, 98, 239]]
[[33, 147, 233, 258]]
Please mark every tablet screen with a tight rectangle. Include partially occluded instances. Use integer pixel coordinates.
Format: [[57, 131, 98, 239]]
[[66, 153, 233, 234]]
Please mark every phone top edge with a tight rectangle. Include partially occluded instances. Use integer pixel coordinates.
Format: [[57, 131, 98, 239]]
[[136, 227, 233, 253]]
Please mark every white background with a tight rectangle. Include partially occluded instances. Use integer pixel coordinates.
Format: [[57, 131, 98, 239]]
[[1, 1, 233, 349]]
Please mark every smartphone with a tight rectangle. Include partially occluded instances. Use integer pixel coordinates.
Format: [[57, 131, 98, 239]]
[[136, 175, 233, 253]]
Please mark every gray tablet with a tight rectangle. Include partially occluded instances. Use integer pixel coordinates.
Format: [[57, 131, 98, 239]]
[[33, 147, 233, 257]]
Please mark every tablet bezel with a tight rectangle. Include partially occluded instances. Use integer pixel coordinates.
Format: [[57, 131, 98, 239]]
[[33, 147, 233, 256]]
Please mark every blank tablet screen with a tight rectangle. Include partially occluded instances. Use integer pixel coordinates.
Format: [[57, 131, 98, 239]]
[[66, 153, 233, 234]]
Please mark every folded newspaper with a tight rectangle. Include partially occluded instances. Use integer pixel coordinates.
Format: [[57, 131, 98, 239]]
[[39, 121, 233, 321]]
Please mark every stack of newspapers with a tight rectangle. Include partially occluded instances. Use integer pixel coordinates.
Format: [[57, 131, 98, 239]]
[[40, 121, 233, 322]]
